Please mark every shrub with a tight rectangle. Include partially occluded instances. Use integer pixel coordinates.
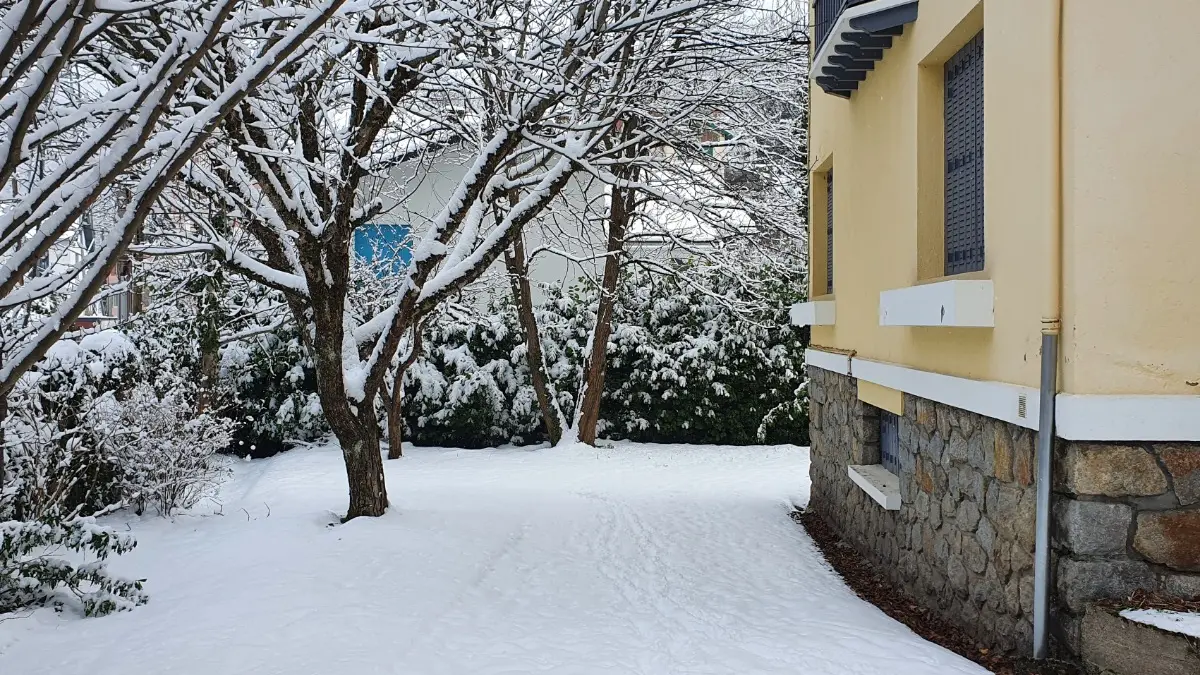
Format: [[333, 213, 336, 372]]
[[399, 258, 809, 447], [1, 329, 234, 618], [0, 514, 148, 617]]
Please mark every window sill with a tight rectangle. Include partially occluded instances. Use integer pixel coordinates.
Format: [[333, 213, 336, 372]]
[[848, 464, 901, 510], [790, 300, 836, 327], [878, 279, 993, 327]]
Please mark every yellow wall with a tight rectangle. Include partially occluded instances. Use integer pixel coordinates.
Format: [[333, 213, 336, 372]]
[[808, 0, 1199, 395], [1059, 0, 1200, 395]]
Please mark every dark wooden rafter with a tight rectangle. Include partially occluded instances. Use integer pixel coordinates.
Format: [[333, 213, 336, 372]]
[[814, 0, 919, 98]]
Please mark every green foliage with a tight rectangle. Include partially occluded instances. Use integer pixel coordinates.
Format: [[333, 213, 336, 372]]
[[403, 301, 539, 448], [220, 325, 326, 457], [401, 258, 809, 447], [0, 514, 148, 617], [599, 260, 809, 445]]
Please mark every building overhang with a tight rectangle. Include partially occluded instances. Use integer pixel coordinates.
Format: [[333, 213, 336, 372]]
[[813, 0, 919, 99]]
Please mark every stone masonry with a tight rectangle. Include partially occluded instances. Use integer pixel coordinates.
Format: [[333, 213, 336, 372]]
[[807, 365, 1200, 658]]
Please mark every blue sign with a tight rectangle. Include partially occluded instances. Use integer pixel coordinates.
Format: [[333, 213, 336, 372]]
[[353, 224, 412, 276]]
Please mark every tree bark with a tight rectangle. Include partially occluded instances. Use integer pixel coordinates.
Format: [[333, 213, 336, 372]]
[[576, 180, 632, 445], [337, 420, 388, 520], [310, 307, 389, 519], [0, 391, 7, 493], [505, 235, 563, 445], [196, 265, 221, 414], [386, 321, 422, 460]]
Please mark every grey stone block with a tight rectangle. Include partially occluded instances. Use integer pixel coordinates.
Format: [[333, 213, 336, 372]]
[[1057, 558, 1155, 613], [956, 499, 981, 532], [1059, 443, 1168, 497], [1053, 499, 1132, 556], [963, 538, 988, 575], [976, 516, 996, 554]]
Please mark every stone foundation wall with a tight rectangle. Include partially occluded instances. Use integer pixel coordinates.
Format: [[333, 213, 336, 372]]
[[808, 365, 1200, 657], [808, 365, 1039, 655], [1053, 440, 1200, 654]]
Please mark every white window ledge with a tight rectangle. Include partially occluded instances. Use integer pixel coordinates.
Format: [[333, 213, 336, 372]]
[[848, 464, 901, 510], [790, 300, 836, 326], [879, 279, 994, 327]]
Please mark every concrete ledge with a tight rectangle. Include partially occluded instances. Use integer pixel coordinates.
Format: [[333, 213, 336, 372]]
[[790, 300, 836, 326], [879, 279, 994, 327], [1082, 604, 1200, 675], [848, 464, 901, 510]]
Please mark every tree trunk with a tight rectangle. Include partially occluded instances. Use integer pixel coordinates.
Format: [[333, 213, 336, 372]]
[[196, 266, 221, 414], [576, 181, 631, 445], [505, 235, 564, 445], [386, 322, 423, 460], [311, 330, 389, 519], [0, 391, 7, 493], [335, 418, 388, 520], [386, 392, 404, 460]]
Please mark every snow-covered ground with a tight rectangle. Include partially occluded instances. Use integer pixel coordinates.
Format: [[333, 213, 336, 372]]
[[0, 442, 984, 674], [1120, 608, 1200, 638]]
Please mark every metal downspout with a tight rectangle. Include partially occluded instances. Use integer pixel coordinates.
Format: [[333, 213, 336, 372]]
[[1033, 0, 1065, 660]]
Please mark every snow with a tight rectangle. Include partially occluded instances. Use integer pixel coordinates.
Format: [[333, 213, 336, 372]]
[[1120, 608, 1200, 638], [78, 329, 137, 359], [0, 442, 984, 675]]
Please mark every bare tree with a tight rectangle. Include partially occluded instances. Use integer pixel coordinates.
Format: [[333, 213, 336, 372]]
[[145, 0, 727, 518], [0, 0, 350, 488], [503, 4, 810, 445]]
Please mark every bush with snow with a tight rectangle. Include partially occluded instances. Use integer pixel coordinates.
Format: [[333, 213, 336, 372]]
[[5, 331, 233, 521], [400, 259, 809, 447], [0, 513, 148, 617], [1, 329, 233, 618], [600, 261, 809, 446], [403, 301, 541, 448], [219, 325, 327, 456]]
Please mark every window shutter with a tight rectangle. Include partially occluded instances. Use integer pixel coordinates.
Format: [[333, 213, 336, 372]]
[[944, 31, 985, 276], [826, 170, 834, 295], [880, 410, 901, 475]]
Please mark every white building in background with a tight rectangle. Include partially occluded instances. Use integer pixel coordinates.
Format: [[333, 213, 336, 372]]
[[375, 148, 604, 303], [374, 146, 722, 303]]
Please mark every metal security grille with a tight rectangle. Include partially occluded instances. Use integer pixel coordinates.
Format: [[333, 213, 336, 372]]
[[826, 170, 834, 295], [880, 410, 900, 475], [813, 0, 876, 54], [944, 31, 984, 276]]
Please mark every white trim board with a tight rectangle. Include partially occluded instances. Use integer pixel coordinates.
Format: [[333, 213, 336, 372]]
[[848, 464, 901, 510], [806, 348, 1200, 441], [851, 356, 1039, 431], [790, 300, 836, 327], [879, 280, 994, 327], [805, 347, 851, 376], [1056, 395, 1200, 442]]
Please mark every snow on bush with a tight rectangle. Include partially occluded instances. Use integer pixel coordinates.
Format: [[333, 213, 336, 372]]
[[0, 514, 148, 617], [403, 301, 541, 448], [401, 259, 809, 447], [219, 325, 327, 455], [1, 329, 233, 617]]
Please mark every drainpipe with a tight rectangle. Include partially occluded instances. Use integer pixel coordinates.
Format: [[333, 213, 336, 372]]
[[1032, 0, 1065, 660]]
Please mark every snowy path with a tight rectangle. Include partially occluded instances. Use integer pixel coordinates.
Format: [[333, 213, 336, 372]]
[[0, 443, 984, 674]]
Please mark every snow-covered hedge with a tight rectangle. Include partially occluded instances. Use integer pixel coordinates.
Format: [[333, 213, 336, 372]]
[[401, 261, 809, 447], [220, 259, 809, 450], [2, 329, 232, 617], [598, 263, 808, 446]]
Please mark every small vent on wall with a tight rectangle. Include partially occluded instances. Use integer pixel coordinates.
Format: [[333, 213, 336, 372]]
[[1018, 394, 1028, 419]]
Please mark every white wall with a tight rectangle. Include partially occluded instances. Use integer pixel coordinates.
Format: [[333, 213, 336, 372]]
[[374, 149, 605, 303]]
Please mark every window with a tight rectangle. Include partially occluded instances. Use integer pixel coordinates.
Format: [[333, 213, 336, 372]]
[[944, 31, 984, 276], [880, 410, 900, 475], [826, 169, 834, 294]]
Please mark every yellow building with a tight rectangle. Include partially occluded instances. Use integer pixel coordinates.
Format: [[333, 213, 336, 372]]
[[796, 0, 1200, 665]]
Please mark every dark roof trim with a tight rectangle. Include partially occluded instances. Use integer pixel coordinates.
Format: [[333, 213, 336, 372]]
[[813, 0, 919, 98]]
